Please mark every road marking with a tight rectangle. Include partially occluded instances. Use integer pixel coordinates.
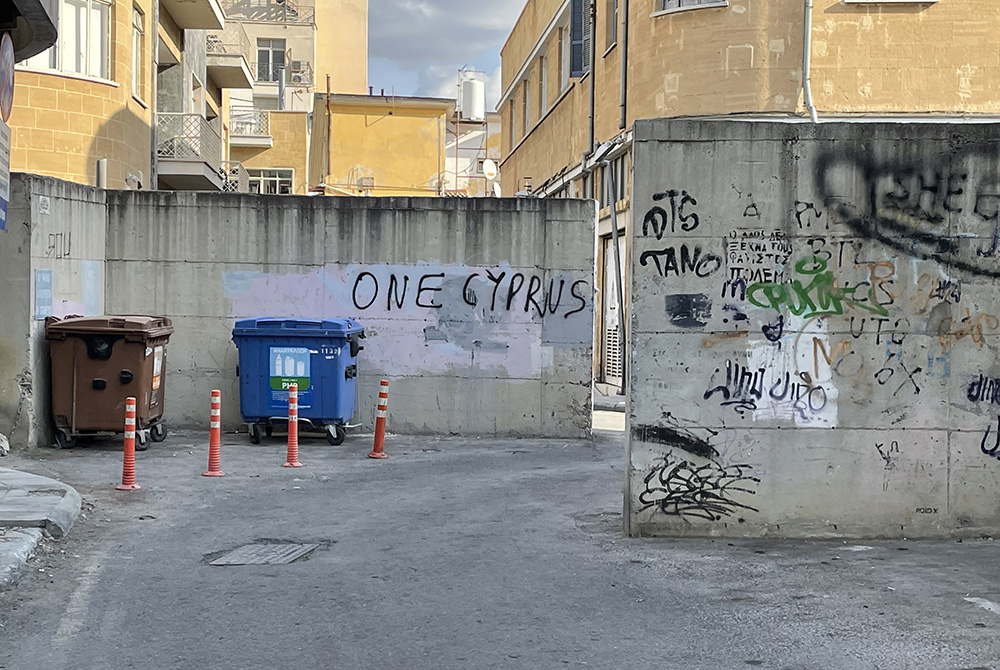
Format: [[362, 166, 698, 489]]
[[964, 597, 1000, 616], [54, 549, 109, 645]]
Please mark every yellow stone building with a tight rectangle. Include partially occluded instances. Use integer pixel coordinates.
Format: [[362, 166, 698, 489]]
[[500, 0, 1000, 391], [10, 0, 257, 190]]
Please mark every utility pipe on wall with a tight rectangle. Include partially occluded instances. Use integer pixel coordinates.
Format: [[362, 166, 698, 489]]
[[803, 0, 819, 123], [619, 0, 629, 130], [587, 0, 597, 160]]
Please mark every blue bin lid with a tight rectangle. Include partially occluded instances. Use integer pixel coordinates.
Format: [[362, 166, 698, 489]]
[[232, 317, 364, 338]]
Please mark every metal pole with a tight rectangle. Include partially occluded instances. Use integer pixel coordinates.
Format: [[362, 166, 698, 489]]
[[605, 158, 627, 394]]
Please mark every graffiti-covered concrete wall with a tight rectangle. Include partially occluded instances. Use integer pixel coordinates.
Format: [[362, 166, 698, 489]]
[[628, 119, 1000, 538], [105, 194, 595, 438]]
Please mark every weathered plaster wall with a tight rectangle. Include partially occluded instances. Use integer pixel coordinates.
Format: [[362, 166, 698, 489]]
[[0, 176, 33, 450], [0, 175, 107, 450], [628, 119, 1000, 539], [104, 193, 595, 438]]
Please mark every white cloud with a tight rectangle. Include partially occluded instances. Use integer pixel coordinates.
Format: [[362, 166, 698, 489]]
[[369, 0, 522, 110]]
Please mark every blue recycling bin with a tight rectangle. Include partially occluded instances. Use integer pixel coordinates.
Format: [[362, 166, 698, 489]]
[[232, 317, 365, 445]]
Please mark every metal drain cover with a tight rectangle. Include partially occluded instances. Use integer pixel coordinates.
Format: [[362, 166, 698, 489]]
[[211, 543, 319, 566]]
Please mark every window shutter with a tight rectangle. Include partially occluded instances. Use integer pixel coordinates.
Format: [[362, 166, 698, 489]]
[[582, 1, 592, 74], [570, 0, 585, 77]]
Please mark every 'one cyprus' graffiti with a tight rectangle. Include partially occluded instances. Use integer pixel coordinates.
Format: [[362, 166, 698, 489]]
[[638, 456, 761, 521]]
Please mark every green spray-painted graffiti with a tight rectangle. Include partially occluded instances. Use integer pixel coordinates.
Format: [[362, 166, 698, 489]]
[[746, 256, 890, 318]]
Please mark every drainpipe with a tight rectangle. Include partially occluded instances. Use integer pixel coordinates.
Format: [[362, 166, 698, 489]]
[[149, 0, 160, 188], [619, 0, 628, 130], [587, 0, 597, 157], [803, 0, 819, 123]]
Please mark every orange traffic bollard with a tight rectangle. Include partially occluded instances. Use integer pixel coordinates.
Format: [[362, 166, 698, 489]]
[[368, 379, 389, 459], [203, 389, 224, 477], [116, 397, 141, 491], [283, 383, 303, 468]]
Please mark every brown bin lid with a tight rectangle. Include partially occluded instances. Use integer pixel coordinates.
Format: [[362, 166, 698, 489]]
[[45, 315, 173, 340]]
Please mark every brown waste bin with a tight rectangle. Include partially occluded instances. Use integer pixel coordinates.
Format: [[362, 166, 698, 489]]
[[45, 315, 173, 450]]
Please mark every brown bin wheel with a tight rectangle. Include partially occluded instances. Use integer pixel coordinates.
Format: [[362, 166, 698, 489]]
[[150, 423, 167, 443], [54, 431, 76, 449], [135, 430, 149, 451]]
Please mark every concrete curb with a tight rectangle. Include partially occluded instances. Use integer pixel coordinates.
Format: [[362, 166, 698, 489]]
[[0, 468, 82, 539], [0, 528, 43, 587]]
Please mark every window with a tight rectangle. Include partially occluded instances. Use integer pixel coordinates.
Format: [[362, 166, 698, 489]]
[[132, 7, 145, 97], [606, 0, 618, 48], [656, 0, 728, 12], [522, 79, 530, 133], [253, 95, 280, 111], [570, 0, 592, 77], [25, 0, 110, 78], [477, 159, 486, 174], [248, 169, 293, 195], [257, 38, 286, 83], [539, 55, 547, 116]]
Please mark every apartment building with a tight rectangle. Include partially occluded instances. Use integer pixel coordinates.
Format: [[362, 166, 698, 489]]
[[500, 0, 1000, 391], [9, 0, 256, 190], [220, 0, 369, 194]]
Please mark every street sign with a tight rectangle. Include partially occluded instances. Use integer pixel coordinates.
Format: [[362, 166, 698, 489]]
[[0, 33, 13, 123]]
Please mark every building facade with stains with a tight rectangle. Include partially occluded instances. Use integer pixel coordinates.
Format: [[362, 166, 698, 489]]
[[500, 0, 1000, 393]]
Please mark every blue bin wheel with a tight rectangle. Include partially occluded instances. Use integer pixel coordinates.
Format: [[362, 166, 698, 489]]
[[249, 423, 262, 444], [326, 425, 346, 446], [265, 424, 273, 438]]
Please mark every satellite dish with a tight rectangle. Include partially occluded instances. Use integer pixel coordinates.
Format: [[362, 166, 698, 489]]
[[482, 159, 498, 181], [492, 182, 502, 198]]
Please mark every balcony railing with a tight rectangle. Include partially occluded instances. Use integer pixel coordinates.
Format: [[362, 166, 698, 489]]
[[230, 107, 270, 136], [206, 21, 252, 63], [254, 61, 313, 86], [220, 0, 314, 23], [156, 113, 222, 172], [221, 161, 250, 193]]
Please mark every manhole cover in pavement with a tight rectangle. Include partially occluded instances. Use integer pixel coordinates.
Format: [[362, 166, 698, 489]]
[[210, 543, 319, 566]]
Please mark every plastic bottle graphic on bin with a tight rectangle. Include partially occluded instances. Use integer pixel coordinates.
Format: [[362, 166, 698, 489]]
[[232, 317, 365, 445]]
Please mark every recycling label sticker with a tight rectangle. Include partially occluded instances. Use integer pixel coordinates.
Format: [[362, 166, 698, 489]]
[[270, 347, 311, 391]]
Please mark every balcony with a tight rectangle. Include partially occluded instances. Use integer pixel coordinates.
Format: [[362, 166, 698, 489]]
[[206, 23, 254, 89], [221, 161, 250, 193], [219, 0, 314, 24], [229, 107, 272, 148], [156, 113, 224, 191], [161, 0, 224, 30], [254, 61, 312, 86]]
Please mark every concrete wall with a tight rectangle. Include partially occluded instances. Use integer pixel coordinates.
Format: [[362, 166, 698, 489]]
[[628, 119, 1000, 539], [0, 175, 34, 449], [0, 175, 108, 451], [104, 193, 595, 438]]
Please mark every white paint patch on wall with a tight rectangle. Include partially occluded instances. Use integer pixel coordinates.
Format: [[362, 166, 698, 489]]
[[745, 316, 838, 429]]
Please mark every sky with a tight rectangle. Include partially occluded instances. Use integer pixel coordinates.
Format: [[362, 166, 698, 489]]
[[366, 0, 525, 111]]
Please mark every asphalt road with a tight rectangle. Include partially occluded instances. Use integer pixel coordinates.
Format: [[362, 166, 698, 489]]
[[1, 426, 998, 669]]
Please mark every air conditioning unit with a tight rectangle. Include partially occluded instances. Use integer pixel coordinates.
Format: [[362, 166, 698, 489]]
[[291, 73, 307, 84], [291, 60, 306, 72], [357, 176, 375, 190]]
